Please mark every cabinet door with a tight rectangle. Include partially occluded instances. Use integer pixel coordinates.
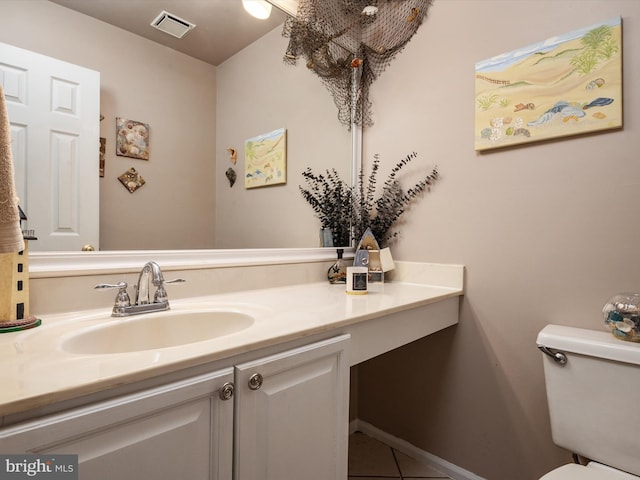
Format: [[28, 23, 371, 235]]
[[234, 334, 350, 480], [0, 369, 234, 480]]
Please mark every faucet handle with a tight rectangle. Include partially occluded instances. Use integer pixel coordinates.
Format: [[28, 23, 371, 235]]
[[95, 281, 131, 308], [153, 278, 185, 303], [95, 281, 127, 290]]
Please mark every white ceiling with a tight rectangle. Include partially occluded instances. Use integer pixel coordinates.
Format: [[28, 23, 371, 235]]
[[48, 0, 289, 66]]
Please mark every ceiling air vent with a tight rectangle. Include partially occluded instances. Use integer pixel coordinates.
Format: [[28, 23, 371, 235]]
[[150, 11, 196, 39]]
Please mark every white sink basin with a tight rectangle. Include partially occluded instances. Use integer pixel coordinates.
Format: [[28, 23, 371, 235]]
[[60, 310, 255, 354]]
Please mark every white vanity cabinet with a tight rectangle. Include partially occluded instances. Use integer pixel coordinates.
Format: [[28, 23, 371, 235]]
[[0, 334, 350, 480], [0, 368, 235, 480], [234, 334, 350, 480]]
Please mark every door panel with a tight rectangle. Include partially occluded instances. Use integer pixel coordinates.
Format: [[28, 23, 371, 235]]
[[0, 42, 100, 251]]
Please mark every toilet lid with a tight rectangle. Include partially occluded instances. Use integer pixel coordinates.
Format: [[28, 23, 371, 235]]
[[541, 464, 640, 480]]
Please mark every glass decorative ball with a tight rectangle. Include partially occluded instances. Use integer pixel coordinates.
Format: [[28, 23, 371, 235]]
[[602, 293, 640, 342]]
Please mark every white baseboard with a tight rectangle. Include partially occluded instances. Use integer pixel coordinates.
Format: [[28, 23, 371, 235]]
[[350, 419, 487, 480]]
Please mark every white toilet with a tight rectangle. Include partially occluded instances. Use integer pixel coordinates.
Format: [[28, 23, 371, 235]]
[[537, 325, 640, 479]]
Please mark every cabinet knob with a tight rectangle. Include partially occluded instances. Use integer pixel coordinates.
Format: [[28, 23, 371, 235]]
[[248, 373, 263, 390], [219, 382, 235, 400]]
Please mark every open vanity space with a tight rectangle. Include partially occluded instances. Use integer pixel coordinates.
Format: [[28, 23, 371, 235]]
[[0, 256, 463, 480]]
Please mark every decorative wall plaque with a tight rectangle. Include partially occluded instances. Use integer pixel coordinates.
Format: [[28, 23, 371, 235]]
[[118, 167, 146, 193], [116, 117, 150, 160]]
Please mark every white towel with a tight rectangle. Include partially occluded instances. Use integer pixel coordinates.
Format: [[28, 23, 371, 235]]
[[0, 84, 25, 253]]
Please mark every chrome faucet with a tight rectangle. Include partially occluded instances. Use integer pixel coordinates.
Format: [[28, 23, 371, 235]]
[[135, 261, 166, 305], [95, 261, 185, 317]]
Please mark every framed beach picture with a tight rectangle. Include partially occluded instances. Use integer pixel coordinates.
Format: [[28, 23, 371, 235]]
[[474, 17, 622, 151], [244, 128, 287, 189]]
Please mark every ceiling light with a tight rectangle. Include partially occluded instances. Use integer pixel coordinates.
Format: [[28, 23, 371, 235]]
[[242, 0, 272, 20]]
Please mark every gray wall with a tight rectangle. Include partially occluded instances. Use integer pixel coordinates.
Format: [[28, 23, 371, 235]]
[[215, 27, 352, 249], [357, 1, 640, 479]]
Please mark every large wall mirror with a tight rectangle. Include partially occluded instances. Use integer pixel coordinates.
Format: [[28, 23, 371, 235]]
[[0, 0, 354, 255]]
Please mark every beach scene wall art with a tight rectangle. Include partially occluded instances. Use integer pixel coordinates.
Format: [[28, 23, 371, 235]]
[[475, 17, 622, 151], [244, 128, 287, 188]]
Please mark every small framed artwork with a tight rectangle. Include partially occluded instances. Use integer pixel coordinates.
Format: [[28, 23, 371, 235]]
[[244, 128, 287, 189], [474, 16, 622, 151], [116, 117, 150, 160], [99, 137, 106, 177]]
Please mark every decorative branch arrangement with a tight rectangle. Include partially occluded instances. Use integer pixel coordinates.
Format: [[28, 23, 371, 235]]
[[300, 168, 353, 247], [300, 152, 439, 247], [352, 152, 439, 244]]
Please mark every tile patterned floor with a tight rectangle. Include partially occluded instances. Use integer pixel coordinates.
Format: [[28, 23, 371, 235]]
[[348, 432, 452, 479]]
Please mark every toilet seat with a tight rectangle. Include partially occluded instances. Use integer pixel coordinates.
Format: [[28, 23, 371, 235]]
[[540, 463, 640, 480]]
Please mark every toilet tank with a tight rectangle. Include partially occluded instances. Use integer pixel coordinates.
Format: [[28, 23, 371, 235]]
[[537, 325, 640, 476]]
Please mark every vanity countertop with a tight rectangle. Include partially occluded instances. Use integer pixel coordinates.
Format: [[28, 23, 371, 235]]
[[0, 264, 463, 419]]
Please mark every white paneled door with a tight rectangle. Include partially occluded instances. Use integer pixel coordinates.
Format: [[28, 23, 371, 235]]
[[0, 42, 100, 251]]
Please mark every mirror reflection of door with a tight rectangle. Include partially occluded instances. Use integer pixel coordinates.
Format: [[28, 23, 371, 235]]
[[0, 42, 100, 251]]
